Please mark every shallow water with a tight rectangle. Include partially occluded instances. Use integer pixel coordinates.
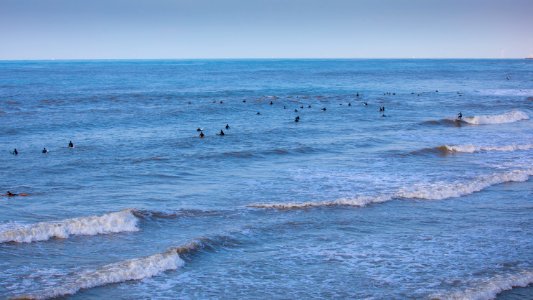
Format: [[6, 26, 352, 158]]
[[1, 59, 532, 299]]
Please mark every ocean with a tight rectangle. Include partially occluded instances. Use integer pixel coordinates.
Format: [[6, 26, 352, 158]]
[[0, 59, 532, 299]]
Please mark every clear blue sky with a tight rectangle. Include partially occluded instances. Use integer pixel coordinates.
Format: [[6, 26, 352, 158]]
[[1, 0, 532, 59]]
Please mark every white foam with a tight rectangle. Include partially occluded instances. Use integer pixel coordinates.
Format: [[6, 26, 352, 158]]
[[250, 169, 532, 209], [443, 144, 533, 153], [462, 110, 529, 125], [0, 209, 139, 243], [432, 270, 533, 300], [18, 249, 183, 299], [249, 195, 393, 209], [396, 169, 532, 200]]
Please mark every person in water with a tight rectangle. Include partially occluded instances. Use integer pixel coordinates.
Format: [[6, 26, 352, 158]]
[[68, 141, 74, 148], [6, 191, 17, 197], [218, 130, 225, 136], [42, 148, 48, 154], [294, 116, 300, 123], [225, 124, 230, 129], [321, 107, 327, 111], [11, 148, 18, 155], [457, 112, 463, 120], [199, 132, 205, 138]]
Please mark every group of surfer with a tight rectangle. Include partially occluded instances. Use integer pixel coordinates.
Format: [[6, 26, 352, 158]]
[[10, 141, 74, 156], [5, 141, 75, 197], [197, 124, 229, 138]]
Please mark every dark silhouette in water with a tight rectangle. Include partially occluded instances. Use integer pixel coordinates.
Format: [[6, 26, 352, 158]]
[[218, 130, 225, 136], [457, 112, 463, 120], [284, 106, 287, 109], [256, 112, 261, 115], [199, 132, 205, 138], [321, 107, 327, 111], [356, 93, 360, 97], [379, 106, 385, 112], [308, 105, 311, 108], [294, 109, 298, 112], [42, 148, 48, 154], [225, 124, 230, 129], [294, 116, 300, 123], [270, 101, 273, 105], [363, 102, 368, 106], [242, 100, 246, 103], [11, 148, 18, 155], [196, 128, 202, 132], [68, 141, 74, 148], [348, 102, 351, 106]]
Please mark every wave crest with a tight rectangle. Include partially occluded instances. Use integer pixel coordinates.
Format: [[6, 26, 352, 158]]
[[250, 169, 532, 210], [249, 195, 393, 210], [396, 169, 532, 200], [431, 270, 533, 300], [13, 236, 234, 299], [0, 209, 139, 244], [442, 144, 533, 153], [462, 110, 529, 125]]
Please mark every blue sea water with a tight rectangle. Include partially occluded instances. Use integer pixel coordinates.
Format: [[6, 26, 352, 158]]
[[0, 59, 532, 299]]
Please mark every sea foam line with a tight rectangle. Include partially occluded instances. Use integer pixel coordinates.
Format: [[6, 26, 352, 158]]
[[0, 209, 139, 244], [437, 144, 533, 154], [249, 169, 533, 209], [461, 110, 529, 125], [13, 237, 224, 300], [431, 270, 533, 300]]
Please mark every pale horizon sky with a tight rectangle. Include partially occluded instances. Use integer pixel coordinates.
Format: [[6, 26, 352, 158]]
[[1, 0, 532, 60]]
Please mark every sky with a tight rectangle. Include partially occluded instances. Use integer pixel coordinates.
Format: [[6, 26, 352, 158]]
[[1, 0, 532, 59]]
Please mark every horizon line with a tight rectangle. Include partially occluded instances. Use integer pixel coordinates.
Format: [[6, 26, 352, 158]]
[[1, 57, 531, 62]]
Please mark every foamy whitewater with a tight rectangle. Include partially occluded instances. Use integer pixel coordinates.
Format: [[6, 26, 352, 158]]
[[462, 110, 529, 125], [0, 209, 139, 243], [1, 59, 532, 299], [440, 144, 533, 153]]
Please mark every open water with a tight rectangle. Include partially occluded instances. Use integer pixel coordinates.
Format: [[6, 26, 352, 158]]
[[0, 59, 532, 299]]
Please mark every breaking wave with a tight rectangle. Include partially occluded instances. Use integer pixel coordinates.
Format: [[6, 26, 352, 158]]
[[0, 209, 139, 244], [462, 110, 529, 125], [250, 169, 533, 209], [421, 110, 529, 126], [13, 236, 233, 299], [431, 270, 533, 300], [415, 144, 533, 155], [249, 194, 393, 209], [396, 169, 532, 200]]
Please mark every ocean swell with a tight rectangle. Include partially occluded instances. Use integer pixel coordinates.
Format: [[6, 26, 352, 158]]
[[13, 236, 231, 299], [0, 209, 139, 244], [462, 110, 529, 125], [250, 169, 532, 209], [431, 270, 533, 300]]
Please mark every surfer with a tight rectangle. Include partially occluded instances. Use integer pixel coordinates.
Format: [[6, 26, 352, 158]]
[[42, 148, 48, 154], [68, 141, 74, 148], [295, 116, 300, 123], [457, 112, 462, 120], [270, 101, 273, 105], [199, 132, 205, 138], [225, 124, 230, 130], [321, 107, 327, 111], [218, 130, 225, 136], [3, 191, 29, 197], [196, 128, 202, 132], [11, 148, 18, 155]]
